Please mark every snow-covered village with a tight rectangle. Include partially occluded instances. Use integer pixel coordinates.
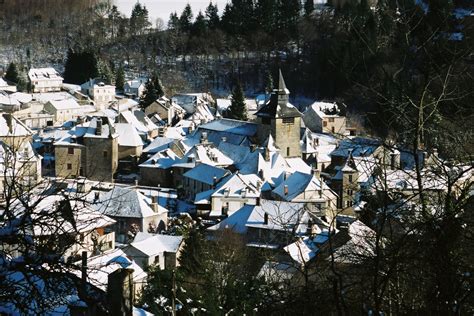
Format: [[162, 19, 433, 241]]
[[0, 0, 473, 315]]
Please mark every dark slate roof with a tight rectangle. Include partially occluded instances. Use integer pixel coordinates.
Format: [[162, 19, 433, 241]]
[[255, 70, 302, 119]]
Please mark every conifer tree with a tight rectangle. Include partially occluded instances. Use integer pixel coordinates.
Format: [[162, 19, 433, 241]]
[[168, 12, 179, 30], [304, 0, 315, 16], [179, 4, 194, 32], [63, 49, 99, 84], [192, 11, 207, 36], [140, 72, 165, 108], [228, 82, 248, 121], [205, 2, 220, 30], [264, 71, 274, 94], [4, 62, 20, 83], [115, 66, 125, 91]]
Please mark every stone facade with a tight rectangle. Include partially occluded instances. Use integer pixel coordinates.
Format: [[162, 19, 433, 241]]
[[84, 135, 118, 182], [55, 144, 85, 178], [256, 71, 302, 158]]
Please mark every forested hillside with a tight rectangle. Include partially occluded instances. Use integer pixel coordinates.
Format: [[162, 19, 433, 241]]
[[1, 0, 472, 150]]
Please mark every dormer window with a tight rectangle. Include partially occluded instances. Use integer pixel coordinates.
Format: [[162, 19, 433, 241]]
[[282, 117, 294, 124]]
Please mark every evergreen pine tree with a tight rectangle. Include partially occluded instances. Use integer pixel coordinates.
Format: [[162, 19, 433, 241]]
[[140, 72, 165, 108], [205, 2, 220, 30], [304, 0, 315, 16], [4, 62, 20, 83], [179, 4, 194, 32], [228, 82, 248, 121], [168, 12, 179, 30], [63, 49, 99, 84], [115, 66, 125, 91], [192, 11, 207, 36], [264, 71, 274, 94]]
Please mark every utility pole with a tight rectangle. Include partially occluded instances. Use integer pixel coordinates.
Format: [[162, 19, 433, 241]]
[[171, 269, 176, 316]]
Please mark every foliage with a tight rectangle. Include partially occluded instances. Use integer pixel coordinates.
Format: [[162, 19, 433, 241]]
[[140, 72, 165, 108], [227, 82, 248, 121], [63, 49, 99, 84], [141, 229, 269, 314], [4, 62, 20, 84], [130, 2, 151, 36], [114, 66, 125, 91]]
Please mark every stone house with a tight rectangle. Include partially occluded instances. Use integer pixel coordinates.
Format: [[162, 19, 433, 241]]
[[81, 79, 116, 109], [54, 117, 118, 182], [115, 123, 144, 160], [195, 173, 263, 217], [44, 99, 94, 126], [124, 233, 184, 270], [124, 78, 146, 98], [182, 163, 230, 202], [28, 68, 63, 93], [144, 96, 185, 125], [95, 186, 169, 244], [303, 102, 346, 135]]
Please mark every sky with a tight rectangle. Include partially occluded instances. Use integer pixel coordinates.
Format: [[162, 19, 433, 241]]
[[114, 0, 230, 25]]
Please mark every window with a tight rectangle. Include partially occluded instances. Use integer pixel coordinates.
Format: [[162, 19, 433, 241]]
[[282, 117, 294, 124], [331, 126, 335, 133], [323, 121, 328, 127], [348, 174, 353, 182], [347, 189, 353, 196], [68, 147, 74, 155], [329, 117, 335, 123], [286, 147, 290, 156], [103, 150, 108, 158], [346, 201, 353, 207], [67, 163, 72, 170]]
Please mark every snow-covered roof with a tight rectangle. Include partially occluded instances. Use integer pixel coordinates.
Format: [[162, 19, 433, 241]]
[[120, 110, 158, 135], [47, 99, 82, 110], [28, 67, 63, 81], [272, 172, 332, 201], [129, 233, 183, 257], [143, 137, 175, 154], [84, 117, 118, 139], [95, 186, 167, 218], [198, 119, 258, 137], [115, 123, 143, 147], [0, 114, 33, 137], [10, 92, 32, 104], [332, 156, 377, 184], [330, 137, 380, 158], [74, 248, 146, 291], [209, 200, 310, 234], [33, 92, 76, 103], [332, 220, 376, 264], [183, 163, 230, 185], [5, 195, 115, 236]]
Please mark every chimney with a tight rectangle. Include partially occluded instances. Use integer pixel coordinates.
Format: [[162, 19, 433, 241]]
[[107, 268, 134, 316], [284, 185, 289, 196], [3, 114, 13, 133], [200, 132, 208, 144], [95, 119, 102, 136], [307, 219, 314, 236], [258, 169, 264, 180], [212, 176, 218, 189], [250, 144, 257, 152], [81, 251, 87, 297], [256, 196, 261, 206], [312, 168, 320, 178], [263, 212, 269, 225], [390, 153, 397, 170], [221, 136, 227, 143], [264, 147, 270, 161]]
